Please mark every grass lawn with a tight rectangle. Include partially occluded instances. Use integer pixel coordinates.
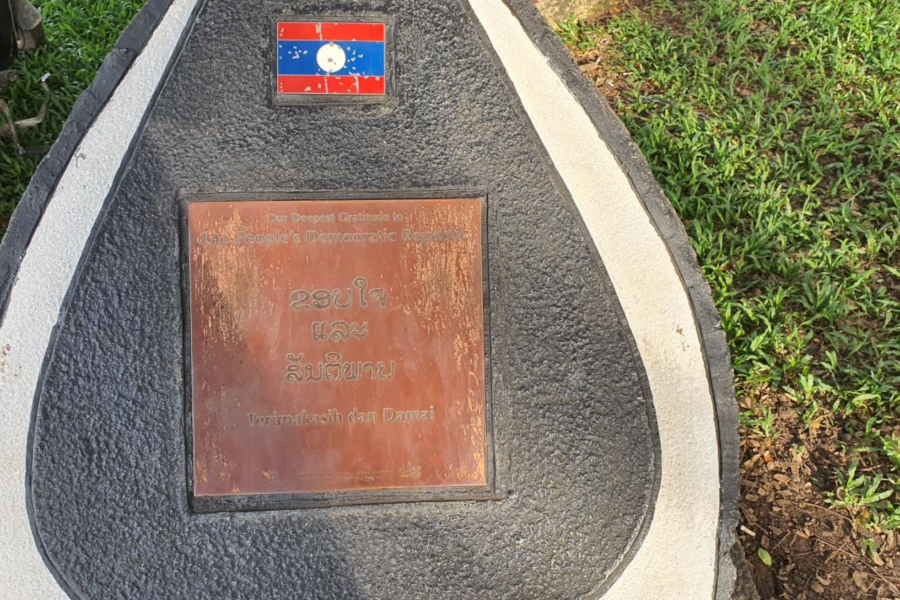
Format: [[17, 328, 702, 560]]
[[559, 0, 900, 596], [0, 0, 145, 234]]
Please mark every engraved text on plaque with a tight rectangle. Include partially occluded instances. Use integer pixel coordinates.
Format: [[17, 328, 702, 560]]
[[187, 198, 488, 497]]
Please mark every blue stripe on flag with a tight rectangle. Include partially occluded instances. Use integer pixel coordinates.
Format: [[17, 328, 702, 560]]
[[277, 41, 386, 77]]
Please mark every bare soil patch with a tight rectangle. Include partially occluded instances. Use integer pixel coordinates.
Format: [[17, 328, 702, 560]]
[[740, 392, 900, 599]]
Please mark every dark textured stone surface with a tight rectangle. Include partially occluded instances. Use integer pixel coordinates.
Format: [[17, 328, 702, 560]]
[[28, 1, 662, 598]]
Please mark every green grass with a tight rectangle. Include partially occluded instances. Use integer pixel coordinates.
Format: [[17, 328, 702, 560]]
[[560, 0, 900, 528], [0, 0, 145, 234]]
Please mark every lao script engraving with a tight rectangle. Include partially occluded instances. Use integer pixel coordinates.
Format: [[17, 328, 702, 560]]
[[290, 277, 388, 311], [287, 276, 392, 381], [286, 353, 397, 383], [311, 321, 369, 342]]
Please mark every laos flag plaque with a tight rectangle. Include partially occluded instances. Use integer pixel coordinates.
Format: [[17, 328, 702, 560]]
[[275, 18, 391, 104]]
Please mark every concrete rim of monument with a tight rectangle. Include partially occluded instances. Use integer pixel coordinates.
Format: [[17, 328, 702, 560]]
[[0, 0, 743, 598]]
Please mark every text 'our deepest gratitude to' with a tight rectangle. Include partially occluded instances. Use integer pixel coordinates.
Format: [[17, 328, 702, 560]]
[[196, 210, 470, 248]]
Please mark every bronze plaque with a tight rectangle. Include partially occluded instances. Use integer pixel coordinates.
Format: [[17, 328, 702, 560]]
[[187, 198, 488, 498]]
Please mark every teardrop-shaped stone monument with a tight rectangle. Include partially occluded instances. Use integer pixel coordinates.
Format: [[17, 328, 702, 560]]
[[0, 1, 746, 598]]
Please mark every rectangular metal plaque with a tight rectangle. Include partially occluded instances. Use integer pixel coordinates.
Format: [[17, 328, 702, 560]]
[[187, 198, 489, 499]]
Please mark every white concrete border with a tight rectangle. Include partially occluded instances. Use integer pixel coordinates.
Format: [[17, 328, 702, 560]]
[[0, 0, 199, 596], [466, 1, 721, 597]]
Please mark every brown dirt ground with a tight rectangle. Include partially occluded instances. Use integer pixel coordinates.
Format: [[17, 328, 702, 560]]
[[565, 2, 900, 599], [738, 390, 900, 599]]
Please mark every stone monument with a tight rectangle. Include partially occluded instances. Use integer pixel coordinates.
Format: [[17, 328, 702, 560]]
[[0, 1, 745, 598]]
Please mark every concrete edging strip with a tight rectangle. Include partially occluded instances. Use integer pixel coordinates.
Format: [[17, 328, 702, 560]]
[[466, 0, 736, 597]]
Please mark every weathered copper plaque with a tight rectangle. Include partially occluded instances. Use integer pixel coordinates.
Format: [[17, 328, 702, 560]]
[[187, 198, 488, 497]]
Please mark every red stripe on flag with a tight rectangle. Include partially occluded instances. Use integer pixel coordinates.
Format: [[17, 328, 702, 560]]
[[278, 75, 386, 95], [354, 75, 386, 94], [278, 21, 385, 42], [321, 22, 385, 42], [277, 22, 321, 41]]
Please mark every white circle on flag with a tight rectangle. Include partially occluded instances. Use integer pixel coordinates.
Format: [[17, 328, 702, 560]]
[[317, 43, 347, 74]]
